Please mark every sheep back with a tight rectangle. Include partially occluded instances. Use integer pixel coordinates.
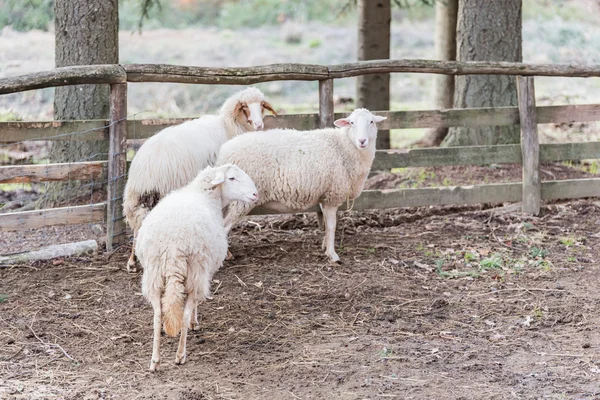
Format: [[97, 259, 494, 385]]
[[217, 128, 373, 211]]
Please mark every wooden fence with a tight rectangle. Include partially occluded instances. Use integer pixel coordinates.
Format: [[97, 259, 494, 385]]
[[1, 60, 600, 251]]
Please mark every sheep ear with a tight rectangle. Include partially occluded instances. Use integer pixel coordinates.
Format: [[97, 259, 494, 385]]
[[334, 118, 351, 128], [210, 171, 225, 187], [234, 102, 246, 118], [262, 101, 278, 116], [373, 115, 387, 123]]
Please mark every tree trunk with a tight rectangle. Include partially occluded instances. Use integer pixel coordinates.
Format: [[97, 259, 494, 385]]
[[442, 0, 522, 147], [419, 0, 458, 147], [357, 0, 390, 150], [40, 0, 119, 208]]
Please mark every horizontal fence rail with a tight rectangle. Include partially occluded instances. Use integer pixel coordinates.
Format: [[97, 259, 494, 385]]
[[2, 104, 600, 143], [4, 178, 600, 232], [2, 60, 600, 94], [3, 142, 600, 185]]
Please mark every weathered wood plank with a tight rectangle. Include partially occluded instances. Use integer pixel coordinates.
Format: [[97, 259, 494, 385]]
[[250, 183, 522, 215], [106, 83, 128, 250], [328, 59, 600, 79], [0, 203, 105, 232], [0, 65, 126, 95], [373, 145, 522, 170], [541, 142, 600, 162], [541, 178, 600, 200], [517, 76, 541, 215], [2, 104, 600, 143], [0, 161, 105, 184], [124, 63, 329, 84], [2, 61, 600, 94], [0, 120, 108, 142]]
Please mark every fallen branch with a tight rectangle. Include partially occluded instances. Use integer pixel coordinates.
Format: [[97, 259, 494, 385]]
[[0, 240, 98, 266]]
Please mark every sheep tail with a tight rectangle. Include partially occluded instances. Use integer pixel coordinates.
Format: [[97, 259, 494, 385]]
[[161, 270, 186, 337]]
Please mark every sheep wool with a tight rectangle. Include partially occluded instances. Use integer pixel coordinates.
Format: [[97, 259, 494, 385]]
[[123, 87, 275, 271], [216, 108, 386, 262], [136, 164, 258, 371]]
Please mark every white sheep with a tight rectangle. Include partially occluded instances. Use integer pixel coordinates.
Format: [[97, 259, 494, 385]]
[[216, 108, 386, 263], [136, 163, 258, 372], [123, 87, 276, 272]]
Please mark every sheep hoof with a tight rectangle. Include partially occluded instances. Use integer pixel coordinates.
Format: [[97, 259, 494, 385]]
[[225, 250, 234, 261], [175, 353, 187, 365], [126, 259, 139, 273], [149, 359, 160, 372], [327, 252, 341, 264]]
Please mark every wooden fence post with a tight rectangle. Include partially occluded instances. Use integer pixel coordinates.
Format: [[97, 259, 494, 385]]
[[317, 79, 334, 228], [517, 76, 541, 215], [319, 79, 334, 128], [106, 83, 128, 251]]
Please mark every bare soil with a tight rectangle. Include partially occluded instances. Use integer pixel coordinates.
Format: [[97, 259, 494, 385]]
[[2, 195, 600, 399]]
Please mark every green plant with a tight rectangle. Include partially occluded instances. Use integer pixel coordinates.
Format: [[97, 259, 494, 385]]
[[0, 294, 7, 303], [464, 252, 477, 263], [479, 255, 503, 270], [0, 0, 54, 31], [560, 236, 575, 247], [529, 247, 549, 258], [567, 256, 577, 263]]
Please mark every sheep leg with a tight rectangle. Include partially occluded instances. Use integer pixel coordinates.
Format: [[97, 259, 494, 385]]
[[149, 295, 162, 372], [190, 302, 199, 331], [175, 294, 196, 365], [321, 204, 341, 263], [126, 231, 138, 273], [316, 205, 325, 231]]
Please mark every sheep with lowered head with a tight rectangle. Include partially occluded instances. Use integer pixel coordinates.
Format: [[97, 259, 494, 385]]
[[136, 163, 258, 372], [124, 87, 276, 272], [216, 108, 386, 263]]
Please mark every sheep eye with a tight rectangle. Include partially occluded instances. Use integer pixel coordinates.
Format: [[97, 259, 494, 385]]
[[350, 122, 354, 125], [370, 120, 374, 124], [228, 177, 235, 181]]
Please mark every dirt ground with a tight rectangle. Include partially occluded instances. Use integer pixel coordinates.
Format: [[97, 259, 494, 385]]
[[2, 195, 600, 399]]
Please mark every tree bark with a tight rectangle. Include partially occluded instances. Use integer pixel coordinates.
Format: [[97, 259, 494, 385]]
[[443, 0, 522, 147], [420, 0, 458, 147], [357, 0, 391, 150], [40, 0, 119, 208]]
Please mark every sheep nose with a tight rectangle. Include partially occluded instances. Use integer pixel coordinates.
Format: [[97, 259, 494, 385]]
[[253, 121, 264, 130], [358, 138, 367, 145], [253, 192, 259, 200]]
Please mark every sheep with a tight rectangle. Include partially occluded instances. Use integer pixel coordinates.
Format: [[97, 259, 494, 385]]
[[123, 87, 276, 272], [215, 108, 386, 263], [136, 163, 259, 372]]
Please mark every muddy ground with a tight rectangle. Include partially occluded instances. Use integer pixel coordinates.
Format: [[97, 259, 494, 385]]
[[2, 196, 600, 399]]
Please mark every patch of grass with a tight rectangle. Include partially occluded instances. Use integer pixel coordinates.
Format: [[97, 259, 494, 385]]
[[560, 236, 575, 247], [463, 251, 477, 263], [522, 222, 534, 232], [442, 177, 453, 187], [529, 247, 549, 259], [533, 306, 544, 320], [0, 294, 7, 303], [567, 256, 577, 263], [365, 247, 376, 255], [479, 255, 503, 270]]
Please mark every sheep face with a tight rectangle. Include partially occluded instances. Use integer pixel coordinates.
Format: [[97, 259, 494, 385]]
[[211, 164, 259, 205], [234, 100, 277, 131], [334, 109, 387, 150]]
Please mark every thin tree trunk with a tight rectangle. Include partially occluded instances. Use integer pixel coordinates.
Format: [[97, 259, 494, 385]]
[[357, 0, 391, 150], [419, 0, 458, 147], [443, 0, 522, 147], [39, 0, 119, 208]]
